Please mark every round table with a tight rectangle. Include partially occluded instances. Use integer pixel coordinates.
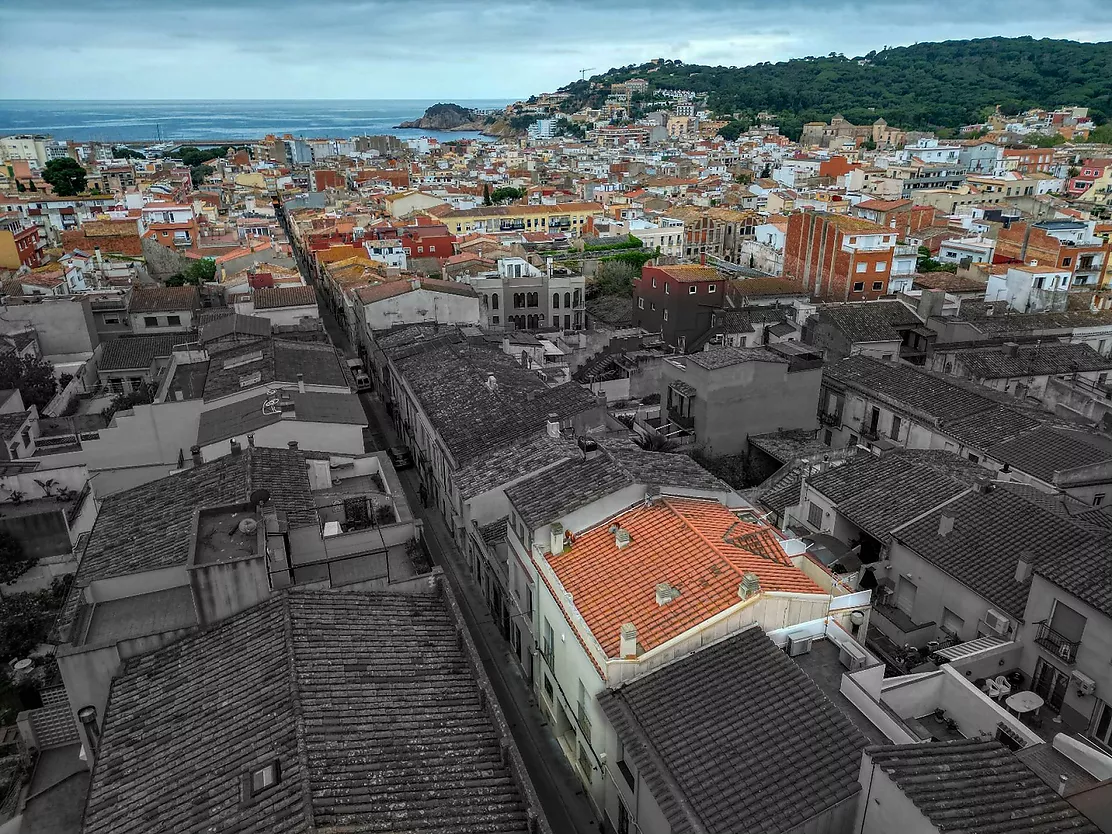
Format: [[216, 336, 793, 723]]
[[1005, 691, 1044, 714]]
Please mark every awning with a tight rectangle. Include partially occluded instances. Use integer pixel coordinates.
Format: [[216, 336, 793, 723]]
[[934, 635, 1006, 662]]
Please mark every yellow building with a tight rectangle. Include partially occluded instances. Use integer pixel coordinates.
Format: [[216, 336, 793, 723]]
[[1079, 168, 1112, 207], [434, 202, 601, 236]]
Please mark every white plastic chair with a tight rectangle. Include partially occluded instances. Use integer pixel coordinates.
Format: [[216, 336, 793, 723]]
[[994, 676, 1012, 700], [984, 679, 1001, 699]]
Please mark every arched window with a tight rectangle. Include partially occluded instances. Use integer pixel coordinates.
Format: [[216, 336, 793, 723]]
[[514, 293, 525, 309], [552, 293, 560, 309], [573, 289, 581, 307], [491, 293, 499, 310], [527, 292, 538, 308], [564, 292, 571, 308]]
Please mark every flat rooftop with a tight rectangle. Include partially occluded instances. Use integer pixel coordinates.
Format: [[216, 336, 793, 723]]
[[194, 507, 260, 565], [84, 586, 197, 646]]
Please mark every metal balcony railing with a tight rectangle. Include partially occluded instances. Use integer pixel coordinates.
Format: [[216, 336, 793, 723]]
[[1035, 620, 1081, 664], [818, 411, 841, 427], [668, 407, 694, 430]]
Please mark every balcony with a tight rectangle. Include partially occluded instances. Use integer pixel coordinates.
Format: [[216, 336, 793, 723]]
[[818, 411, 841, 427], [667, 406, 694, 431], [860, 424, 880, 441], [1034, 620, 1080, 665]]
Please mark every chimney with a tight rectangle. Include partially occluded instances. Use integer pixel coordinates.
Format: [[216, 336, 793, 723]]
[[77, 705, 100, 763], [485, 373, 497, 392], [1002, 341, 1019, 358], [230, 439, 242, 455], [410, 276, 421, 291], [546, 413, 560, 438], [738, 572, 761, 600], [1058, 775, 1069, 797], [938, 513, 955, 537], [94, 246, 103, 270], [246, 433, 255, 448], [288, 441, 298, 450], [619, 623, 638, 658], [550, 522, 565, 556], [1015, 552, 1033, 583], [974, 477, 994, 495], [700, 252, 706, 266], [655, 582, 681, 605], [297, 372, 306, 393], [190, 444, 202, 466], [546, 256, 553, 278], [615, 527, 632, 549]]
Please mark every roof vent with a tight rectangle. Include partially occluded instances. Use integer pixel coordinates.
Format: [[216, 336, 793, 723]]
[[485, 373, 497, 392], [738, 572, 761, 600], [615, 527, 632, 549], [655, 582, 681, 605], [619, 623, 638, 658]]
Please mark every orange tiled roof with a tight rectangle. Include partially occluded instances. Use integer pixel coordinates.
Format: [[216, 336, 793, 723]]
[[652, 265, 720, 282], [546, 497, 823, 657]]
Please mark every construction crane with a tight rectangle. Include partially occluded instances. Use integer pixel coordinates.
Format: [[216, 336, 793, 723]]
[[578, 67, 595, 80]]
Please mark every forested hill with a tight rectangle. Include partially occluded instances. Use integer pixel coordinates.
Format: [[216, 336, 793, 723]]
[[557, 37, 1112, 139]]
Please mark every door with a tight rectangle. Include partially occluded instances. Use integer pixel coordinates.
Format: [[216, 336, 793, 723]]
[[1033, 657, 1069, 712], [896, 577, 917, 616], [869, 407, 880, 434], [1091, 700, 1112, 751]]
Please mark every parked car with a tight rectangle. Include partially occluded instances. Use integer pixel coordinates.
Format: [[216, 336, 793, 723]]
[[347, 358, 372, 392], [387, 445, 414, 470]]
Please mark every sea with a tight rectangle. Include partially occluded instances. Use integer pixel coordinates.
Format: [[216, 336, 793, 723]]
[[0, 99, 514, 144]]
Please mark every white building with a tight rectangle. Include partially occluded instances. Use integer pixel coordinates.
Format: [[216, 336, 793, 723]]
[[985, 264, 1072, 313]]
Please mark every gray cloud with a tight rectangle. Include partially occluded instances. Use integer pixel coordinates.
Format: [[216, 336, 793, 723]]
[[2, 0, 1111, 99]]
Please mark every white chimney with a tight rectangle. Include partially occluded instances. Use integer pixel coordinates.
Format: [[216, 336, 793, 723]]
[[655, 582, 680, 605], [619, 623, 638, 658], [550, 522, 565, 556], [615, 528, 632, 549], [1058, 775, 1068, 797], [297, 373, 306, 393], [546, 412, 560, 438], [938, 513, 955, 537], [738, 572, 760, 600], [1015, 555, 1032, 583], [485, 373, 497, 392]]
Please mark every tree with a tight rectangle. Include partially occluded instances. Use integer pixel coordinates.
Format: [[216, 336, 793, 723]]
[[0, 354, 57, 413], [0, 579, 70, 664], [490, 186, 526, 204], [41, 157, 86, 196], [112, 146, 146, 160], [592, 260, 638, 297], [190, 164, 215, 186], [717, 119, 747, 141], [0, 531, 35, 585], [482, 183, 492, 206], [166, 257, 216, 287], [1089, 123, 1112, 144]]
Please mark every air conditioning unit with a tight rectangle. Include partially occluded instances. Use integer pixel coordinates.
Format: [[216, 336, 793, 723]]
[[984, 608, 1010, 636], [787, 635, 814, 657], [839, 640, 868, 671], [1072, 671, 1095, 697]]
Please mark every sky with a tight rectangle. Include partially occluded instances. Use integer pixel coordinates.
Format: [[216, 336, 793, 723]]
[[3, 0, 1112, 101]]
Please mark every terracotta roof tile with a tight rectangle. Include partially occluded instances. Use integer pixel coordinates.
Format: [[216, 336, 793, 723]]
[[546, 497, 822, 656]]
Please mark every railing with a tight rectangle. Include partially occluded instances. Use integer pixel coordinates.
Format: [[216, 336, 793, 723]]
[[860, 425, 880, 441], [1035, 620, 1081, 664], [818, 411, 841, 427], [578, 703, 593, 744]]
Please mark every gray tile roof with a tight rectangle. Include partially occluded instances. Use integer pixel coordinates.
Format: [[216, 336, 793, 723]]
[[455, 432, 581, 501], [867, 740, 1100, 834], [598, 626, 867, 834], [97, 334, 178, 372], [289, 390, 367, 426], [58, 448, 316, 642], [197, 392, 283, 445], [818, 301, 922, 344], [83, 590, 540, 834], [198, 312, 271, 344], [505, 451, 634, 529], [599, 437, 733, 493], [254, 285, 318, 310], [128, 285, 199, 313], [892, 483, 1109, 619], [1036, 540, 1112, 619], [686, 345, 788, 370], [988, 426, 1112, 483], [956, 342, 1112, 379], [391, 339, 598, 465], [0, 410, 29, 442], [748, 429, 829, 465], [807, 450, 982, 539], [203, 339, 350, 401]]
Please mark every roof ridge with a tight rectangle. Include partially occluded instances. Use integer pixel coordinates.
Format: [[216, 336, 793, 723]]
[[280, 592, 316, 830]]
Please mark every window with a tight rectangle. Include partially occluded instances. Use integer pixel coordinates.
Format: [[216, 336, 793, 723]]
[[807, 501, 823, 529], [637, 298, 644, 309], [564, 292, 571, 308], [491, 293, 499, 310], [543, 674, 554, 702], [663, 309, 669, 321], [856, 262, 867, 273], [417, 246, 424, 254], [1094, 493, 1105, 507], [872, 281, 883, 291], [688, 285, 697, 294], [849, 434, 858, 446], [650, 302, 656, 311], [251, 762, 280, 794], [1092, 700, 1112, 750], [616, 739, 635, 791], [852, 282, 864, 292], [823, 429, 832, 446], [708, 283, 716, 293], [492, 315, 500, 325], [942, 608, 965, 638], [1063, 257, 1072, 267], [552, 293, 560, 309], [651, 277, 656, 288], [967, 453, 980, 464], [890, 414, 901, 439], [167, 315, 181, 326], [102, 315, 121, 325], [143, 316, 158, 327], [665, 283, 670, 294], [20, 427, 30, 447], [875, 261, 886, 271]]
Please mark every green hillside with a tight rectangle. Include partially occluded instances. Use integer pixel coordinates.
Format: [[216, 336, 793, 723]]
[[557, 37, 1112, 139]]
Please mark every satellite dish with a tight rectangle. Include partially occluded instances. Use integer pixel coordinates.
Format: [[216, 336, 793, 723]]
[[250, 489, 271, 506]]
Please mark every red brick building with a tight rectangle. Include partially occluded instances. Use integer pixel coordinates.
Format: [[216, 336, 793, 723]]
[[310, 169, 346, 192], [784, 211, 898, 301], [1002, 147, 1055, 174]]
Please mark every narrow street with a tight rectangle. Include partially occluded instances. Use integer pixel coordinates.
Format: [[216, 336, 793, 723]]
[[290, 234, 602, 834]]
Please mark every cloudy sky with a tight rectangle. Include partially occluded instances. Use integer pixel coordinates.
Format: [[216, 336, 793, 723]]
[[3, 0, 1111, 100]]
